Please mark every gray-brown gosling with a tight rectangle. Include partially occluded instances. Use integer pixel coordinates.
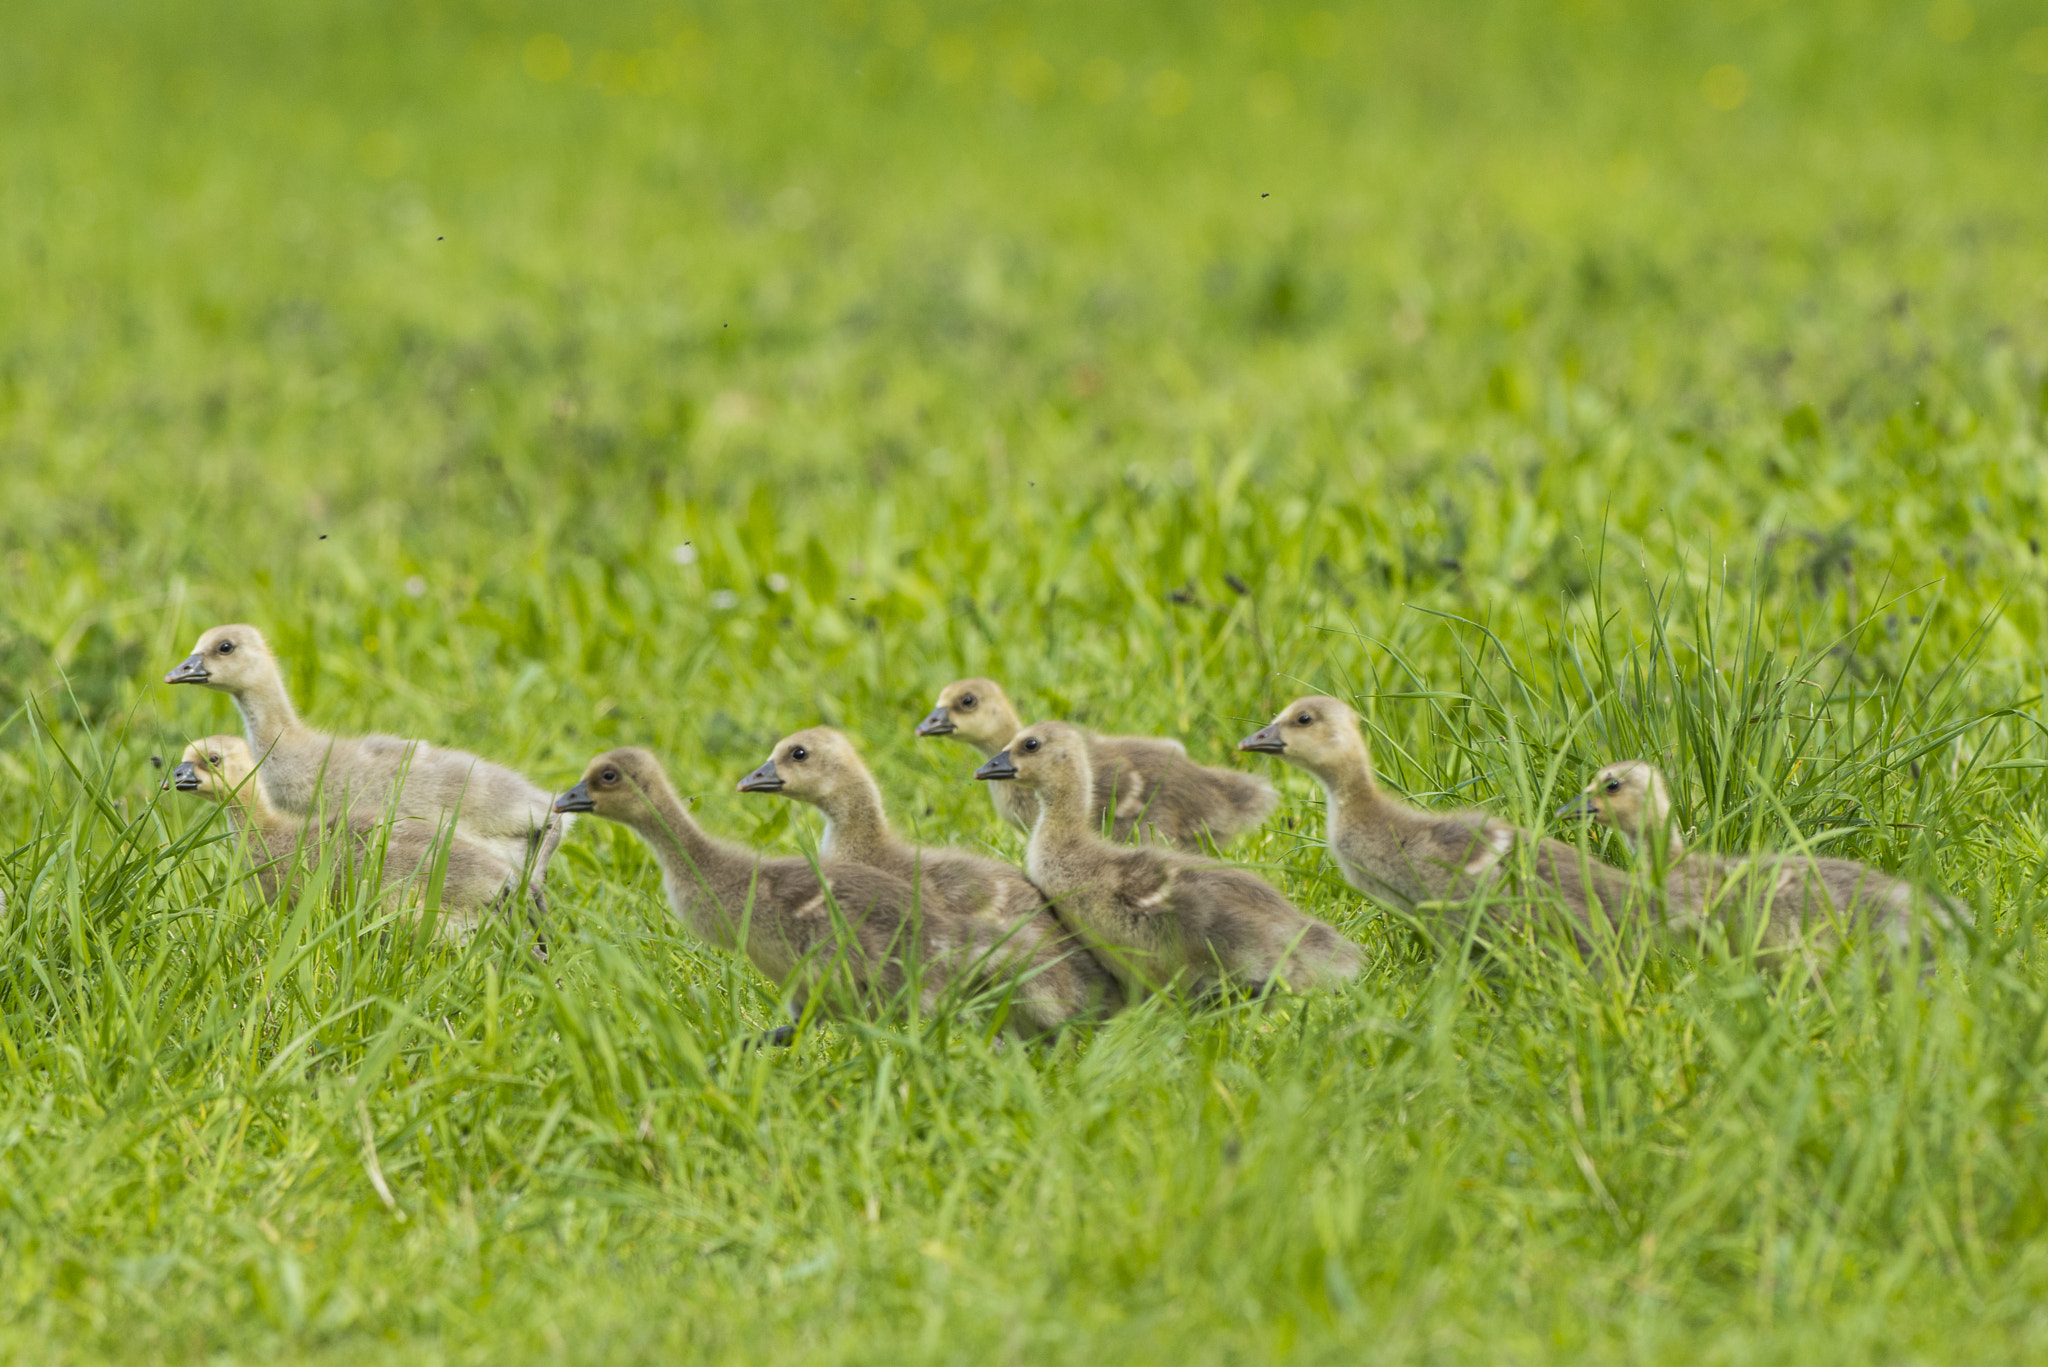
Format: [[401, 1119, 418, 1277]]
[[167, 735, 520, 940], [1561, 759, 1967, 963], [165, 624, 565, 895], [556, 748, 1108, 1037], [1239, 696, 1642, 959], [738, 726, 1119, 1020], [975, 721, 1361, 1000], [915, 676, 1278, 846]]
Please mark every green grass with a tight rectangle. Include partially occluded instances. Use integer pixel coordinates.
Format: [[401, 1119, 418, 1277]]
[[7, 0, 2048, 1359]]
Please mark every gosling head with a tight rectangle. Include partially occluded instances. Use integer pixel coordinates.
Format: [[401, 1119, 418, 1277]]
[[737, 727, 869, 805], [916, 678, 1021, 753], [1239, 696, 1369, 781], [973, 720, 1090, 802], [165, 734, 258, 803], [554, 748, 677, 827], [165, 624, 276, 693], [1559, 760, 1675, 855]]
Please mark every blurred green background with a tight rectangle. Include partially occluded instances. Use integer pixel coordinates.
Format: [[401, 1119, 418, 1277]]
[[6, 0, 2048, 1362], [7, 0, 2046, 733]]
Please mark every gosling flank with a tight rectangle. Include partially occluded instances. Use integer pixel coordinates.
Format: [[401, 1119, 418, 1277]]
[[166, 735, 520, 939], [558, 748, 1105, 1037], [916, 677, 1278, 846], [1240, 697, 1642, 960], [976, 721, 1361, 999], [1563, 759, 1967, 962], [739, 726, 1118, 1022], [164, 624, 566, 892]]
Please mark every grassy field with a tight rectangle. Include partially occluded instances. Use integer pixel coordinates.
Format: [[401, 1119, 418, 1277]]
[[6, 0, 2048, 1360]]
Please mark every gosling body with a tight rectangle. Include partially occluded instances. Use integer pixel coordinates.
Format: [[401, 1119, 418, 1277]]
[[978, 721, 1361, 999], [1241, 697, 1642, 958], [558, 748, 1106, 1036], [167, 735, 521, 940], [165, 625, 566, 888], [1565, 759, 1966, 963], [739, 726, 1119, 1023], [916, 677, 1277, 846]]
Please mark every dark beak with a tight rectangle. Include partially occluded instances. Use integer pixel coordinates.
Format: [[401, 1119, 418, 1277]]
[[737, 759, 784, 793], [1557, 793, 1599, 820], [554, 782, 595, 814], [915, 706, 955, 738], [164, 654, 210, 685], [171, 762, 202, 792], [974, 751, 1017, 782], [1238, 724, 1286, 755]]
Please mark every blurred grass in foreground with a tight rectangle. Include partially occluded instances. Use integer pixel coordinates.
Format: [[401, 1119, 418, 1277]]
[[5, 0, 2048, 1360]]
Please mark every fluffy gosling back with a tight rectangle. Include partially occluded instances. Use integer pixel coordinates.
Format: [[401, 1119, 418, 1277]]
[[560, 746, 1107, 1037], [920, 676, 1279, 847], [1564, 758, 1967, 963], [980, 720, 1360, 999], [165, 734, 520, 939], [165, 623, 566, 889]]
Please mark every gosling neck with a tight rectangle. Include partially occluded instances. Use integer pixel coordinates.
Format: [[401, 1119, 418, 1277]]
[[816, 772, 895, 864], [1310, 740, 1386, 827], [1638, 805, 1687, 870], [235, 776, 291, 830], [624, 784, 726, 881], [1025, 768, 1097, 848], [232, 666, 303, 754], [199, 774, 278, 835]]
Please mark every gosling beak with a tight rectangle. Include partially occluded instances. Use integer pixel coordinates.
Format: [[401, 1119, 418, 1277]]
[[1557, 793, 1599, 820], [171, 762, 202, 793], [164, 654, 210, 685], [974, 751, 1017, 782], [915, 706, 955, 738], [1238, 723, 1286, 754], [554, 782, 595, 815], [737, 759, 784, 793]]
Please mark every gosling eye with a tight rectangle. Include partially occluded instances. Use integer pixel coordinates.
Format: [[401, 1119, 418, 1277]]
[[1295, 713, 1313, 726], [1022, 737, 1041, 753], [208, 754, 222, 767], [1604, 779, 1622, 793], [958, 694, 977, 709], [600, 768, 620, 784], [790, 746, 808, 762], [217, 640, 236, 655]]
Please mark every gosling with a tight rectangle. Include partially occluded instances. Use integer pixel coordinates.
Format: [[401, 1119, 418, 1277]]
[[1240, 696, 1644, 959], [915, 677, 1278, 846], [1562, 759, 1966, 964], [167, 735, 521, 940], [976, 721, 1361, 999], [738, 726, 1119, 1019], [165, 624, 566, 892], [557, 748, 1107, 1037]]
